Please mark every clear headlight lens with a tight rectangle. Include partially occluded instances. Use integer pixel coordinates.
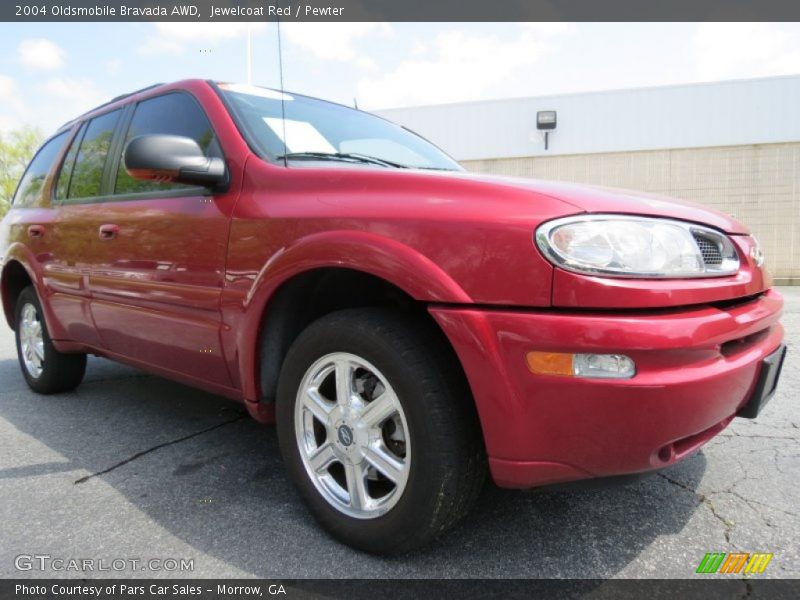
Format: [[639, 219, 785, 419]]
[[535, 215, 740, 278]]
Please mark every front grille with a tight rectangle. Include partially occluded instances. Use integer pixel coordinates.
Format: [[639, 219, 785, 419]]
[[693, 233, 723, 266]]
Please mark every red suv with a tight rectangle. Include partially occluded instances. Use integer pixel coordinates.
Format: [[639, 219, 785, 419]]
[[0, 80, 785, 553]]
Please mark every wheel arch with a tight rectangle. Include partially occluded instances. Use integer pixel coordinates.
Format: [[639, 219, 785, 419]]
[[251, 267, 462, 406], [1, 255, 37, 330], [1, 244, 65, 340], [235, 231, 477, 422]]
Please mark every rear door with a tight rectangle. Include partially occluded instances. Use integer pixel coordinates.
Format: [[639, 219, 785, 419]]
[[3, 130, 73, 339], [47, 109, 126, 347], [86, 91, 236, 388]]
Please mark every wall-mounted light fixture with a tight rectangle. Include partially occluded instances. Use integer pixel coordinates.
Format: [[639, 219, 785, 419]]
[[536, 110, 557, 150]]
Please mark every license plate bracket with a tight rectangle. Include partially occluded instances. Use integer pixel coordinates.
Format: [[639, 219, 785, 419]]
[[737, 344, 787, 419]]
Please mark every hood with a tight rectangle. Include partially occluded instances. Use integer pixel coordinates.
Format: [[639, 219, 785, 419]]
[[435, 171, 750, 235]]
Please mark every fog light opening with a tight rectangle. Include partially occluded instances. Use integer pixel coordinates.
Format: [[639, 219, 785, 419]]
[[658, 445, 675, 463], [526, 352, 636, 379], [573, 353, 636, 379]]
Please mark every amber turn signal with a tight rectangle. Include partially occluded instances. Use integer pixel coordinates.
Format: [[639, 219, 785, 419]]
[[526, 351, 574, 376]]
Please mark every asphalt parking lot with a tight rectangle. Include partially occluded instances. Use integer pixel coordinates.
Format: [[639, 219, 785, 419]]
[[0, 288, 798, 579]]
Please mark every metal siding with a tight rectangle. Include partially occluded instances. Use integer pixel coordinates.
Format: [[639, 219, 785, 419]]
[[378, 76, 800, 161]]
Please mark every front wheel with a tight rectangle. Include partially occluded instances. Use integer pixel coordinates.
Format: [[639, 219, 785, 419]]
[[276, 309, 485, 554], [14, 286, 86, 394]]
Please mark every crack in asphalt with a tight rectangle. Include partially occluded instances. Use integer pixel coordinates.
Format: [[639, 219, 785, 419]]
[[659, 448, 800, 549], [708, 488, 800, 521], [772, 447, 787, 476], [74, 413, 247, 485], [657, 472, 735, 544], [717, 431, 797, 440], [697, 426, 800, 535]]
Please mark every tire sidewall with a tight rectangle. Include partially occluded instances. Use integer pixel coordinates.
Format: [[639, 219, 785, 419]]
[[14, 287, 49, 389], [276, 315, 449, 552], [13, 285, 86, 394]]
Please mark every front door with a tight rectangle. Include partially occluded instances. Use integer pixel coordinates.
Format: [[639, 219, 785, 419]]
[[85, 92, 236, 388]]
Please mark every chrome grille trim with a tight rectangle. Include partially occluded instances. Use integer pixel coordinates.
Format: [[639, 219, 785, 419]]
[[689, 226, 740, 275]]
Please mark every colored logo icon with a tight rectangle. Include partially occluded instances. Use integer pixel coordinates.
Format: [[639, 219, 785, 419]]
[[696, 552, 773, 574]]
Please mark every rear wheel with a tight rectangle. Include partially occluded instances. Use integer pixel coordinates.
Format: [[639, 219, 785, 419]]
[[14, 286, 86, 394], [276, 308, 485, 554]]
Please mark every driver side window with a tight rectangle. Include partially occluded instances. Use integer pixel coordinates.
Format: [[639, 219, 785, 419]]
[[114, 92, 222, 195]]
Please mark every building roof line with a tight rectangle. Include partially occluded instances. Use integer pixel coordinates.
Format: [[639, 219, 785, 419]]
[[376, 73, 800, 113]]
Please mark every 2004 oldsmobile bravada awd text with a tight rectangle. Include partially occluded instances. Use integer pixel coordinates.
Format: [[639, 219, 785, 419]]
[[0, 80, 786, 553]]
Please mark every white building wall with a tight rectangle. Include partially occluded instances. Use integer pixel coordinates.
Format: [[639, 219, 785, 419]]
[[377, 75, 800, 161]]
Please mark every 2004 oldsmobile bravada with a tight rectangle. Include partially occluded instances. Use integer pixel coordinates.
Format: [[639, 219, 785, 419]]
[[0, 80, 786, 553]]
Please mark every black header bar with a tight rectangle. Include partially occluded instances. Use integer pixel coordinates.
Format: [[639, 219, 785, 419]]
[[4, 0, 800, 22], [3, 579, 800, 600]]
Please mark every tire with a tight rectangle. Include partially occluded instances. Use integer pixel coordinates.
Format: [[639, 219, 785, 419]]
[[276, 308, 486, 554], [14, 285, 86, 394]]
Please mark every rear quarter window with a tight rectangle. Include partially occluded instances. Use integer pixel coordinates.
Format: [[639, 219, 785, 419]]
[[11, 131, 69, 208]]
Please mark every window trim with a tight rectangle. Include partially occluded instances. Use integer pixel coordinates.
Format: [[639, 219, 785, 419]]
[[53, 121, 87, 204], [51, 89, 225, 206], [101, 103, 134, 198], [209, 80, 279, 164]]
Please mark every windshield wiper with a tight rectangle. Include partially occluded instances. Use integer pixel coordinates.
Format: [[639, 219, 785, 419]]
[[277, 151, 408, 169]]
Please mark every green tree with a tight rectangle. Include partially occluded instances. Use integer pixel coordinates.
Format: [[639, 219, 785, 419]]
[[0, 126, 43, 217]]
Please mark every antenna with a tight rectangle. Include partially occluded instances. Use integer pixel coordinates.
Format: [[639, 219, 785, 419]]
[[246, 24, 253, 85], [276, 19, 288, 166]]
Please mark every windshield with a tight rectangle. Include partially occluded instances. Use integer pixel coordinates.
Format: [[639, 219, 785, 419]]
[[218, 83, 462, 171]]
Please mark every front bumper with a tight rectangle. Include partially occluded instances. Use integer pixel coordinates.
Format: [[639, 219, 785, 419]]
[[430, 289, 784, 488]]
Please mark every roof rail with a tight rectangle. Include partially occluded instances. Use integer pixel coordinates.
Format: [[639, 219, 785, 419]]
[[108, 82, 164, 104], [58, 82, 164, 131]]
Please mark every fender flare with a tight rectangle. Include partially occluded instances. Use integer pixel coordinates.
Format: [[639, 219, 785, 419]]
[[230, 230, 473, 402], [1, 243, 55, 332]]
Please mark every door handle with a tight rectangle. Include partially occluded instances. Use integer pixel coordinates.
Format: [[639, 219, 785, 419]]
[[98, 224, 119, 240], [27, 225, 45, 239]]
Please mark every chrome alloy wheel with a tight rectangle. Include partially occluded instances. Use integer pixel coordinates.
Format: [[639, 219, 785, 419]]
[[294, 352, 411, 519], [19, 303, 44, 379]]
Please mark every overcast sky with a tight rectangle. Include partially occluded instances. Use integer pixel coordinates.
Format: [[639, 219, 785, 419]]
[[1, 22, 799, 134]]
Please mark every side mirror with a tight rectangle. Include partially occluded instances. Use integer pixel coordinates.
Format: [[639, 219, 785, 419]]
[[123, 134, 227, 187]]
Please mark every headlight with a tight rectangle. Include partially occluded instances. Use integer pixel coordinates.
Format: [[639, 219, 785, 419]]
[[535, 215, 740, 278]]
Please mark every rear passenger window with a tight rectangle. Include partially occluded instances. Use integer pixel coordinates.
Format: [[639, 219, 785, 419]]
[[115, 93, 221, 195], [12, 131, 69, 207], [66, 109, 122, 200]]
